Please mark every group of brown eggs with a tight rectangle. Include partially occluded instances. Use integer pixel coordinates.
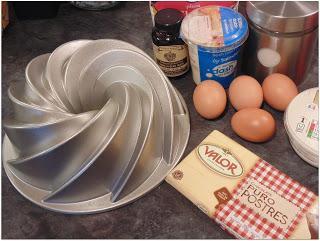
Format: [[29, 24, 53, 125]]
[[193, 73, 299, 142]]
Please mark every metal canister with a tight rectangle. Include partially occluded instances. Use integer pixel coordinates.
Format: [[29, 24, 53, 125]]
[[242, 2, 318, 85]]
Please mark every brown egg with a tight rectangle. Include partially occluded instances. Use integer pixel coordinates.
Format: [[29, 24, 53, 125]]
[[231, 108, 276, 142], [262, 73, 298, 111], [228, 75, 263, 110], [193, 80, 227, 119]]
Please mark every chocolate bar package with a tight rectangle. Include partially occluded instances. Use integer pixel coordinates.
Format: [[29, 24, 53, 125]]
[[166, 131, 318, 239]]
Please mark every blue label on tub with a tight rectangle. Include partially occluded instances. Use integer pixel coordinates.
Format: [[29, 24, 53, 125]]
[[194, 7, 247, 88], [198, 45, 241, 88], [183, 6, 248, 88]]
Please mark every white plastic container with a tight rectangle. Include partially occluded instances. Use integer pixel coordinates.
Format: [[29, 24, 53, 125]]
[[180, 6, 248, 88], [284, 88, 319, 167]]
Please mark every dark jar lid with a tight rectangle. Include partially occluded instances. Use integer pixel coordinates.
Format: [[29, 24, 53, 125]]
[[154, 8, 184, 33]]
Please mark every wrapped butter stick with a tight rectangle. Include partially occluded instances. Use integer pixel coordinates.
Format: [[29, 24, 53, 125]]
[[166, 130, 318, 239]]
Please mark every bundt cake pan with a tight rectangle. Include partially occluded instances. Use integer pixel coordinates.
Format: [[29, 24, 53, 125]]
[[2, 39, 190, 214]]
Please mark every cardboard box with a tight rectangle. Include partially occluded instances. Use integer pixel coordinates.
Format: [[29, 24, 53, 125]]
[[149, 1, 238, 26], [166, 130, 318, 239], [2, 1, 9, 30]]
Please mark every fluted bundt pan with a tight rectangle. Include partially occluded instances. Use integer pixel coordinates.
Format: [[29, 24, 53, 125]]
[[2, 39, 190, 214]]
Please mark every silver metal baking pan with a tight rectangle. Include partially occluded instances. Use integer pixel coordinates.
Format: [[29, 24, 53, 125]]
[[2, 39, 190, 214]]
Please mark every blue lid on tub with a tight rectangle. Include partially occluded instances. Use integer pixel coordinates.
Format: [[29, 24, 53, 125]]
[[181, 6, 248, 49], [219, 7, 248, 47]]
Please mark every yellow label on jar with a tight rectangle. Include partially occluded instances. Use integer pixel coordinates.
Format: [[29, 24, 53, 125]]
[[152, 44, 190, 77]]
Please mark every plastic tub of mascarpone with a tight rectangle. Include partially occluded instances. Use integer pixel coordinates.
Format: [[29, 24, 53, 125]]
[[181, 6, 248, 88]]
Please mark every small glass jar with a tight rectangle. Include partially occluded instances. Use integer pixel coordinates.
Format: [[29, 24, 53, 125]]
[[152, 8, 190, 77]]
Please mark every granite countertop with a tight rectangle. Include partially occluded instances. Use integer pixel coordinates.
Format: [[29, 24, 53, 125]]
[[2, 2, 318, 239]]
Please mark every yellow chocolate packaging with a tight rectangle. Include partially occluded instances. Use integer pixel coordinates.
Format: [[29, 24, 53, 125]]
[[166, 130, 318, 239]]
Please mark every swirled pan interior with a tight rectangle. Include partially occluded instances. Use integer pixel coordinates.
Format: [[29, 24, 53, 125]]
[[2, 39, 190, 214]]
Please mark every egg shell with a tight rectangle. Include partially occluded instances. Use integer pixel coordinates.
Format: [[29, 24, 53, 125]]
[[262, 73, 298, 111], [193, 80, 227, 119], [228, 75, 263, 110], [231, 108, 276, 143]]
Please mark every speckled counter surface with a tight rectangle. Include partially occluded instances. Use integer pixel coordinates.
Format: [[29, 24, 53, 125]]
[[2, 2, 318, 239]]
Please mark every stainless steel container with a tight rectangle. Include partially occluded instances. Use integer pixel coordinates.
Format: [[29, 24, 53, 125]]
[[243, 1, 318, 85]]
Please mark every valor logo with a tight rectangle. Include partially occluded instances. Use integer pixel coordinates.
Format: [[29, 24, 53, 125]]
[[197, 144, 243, 177]]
